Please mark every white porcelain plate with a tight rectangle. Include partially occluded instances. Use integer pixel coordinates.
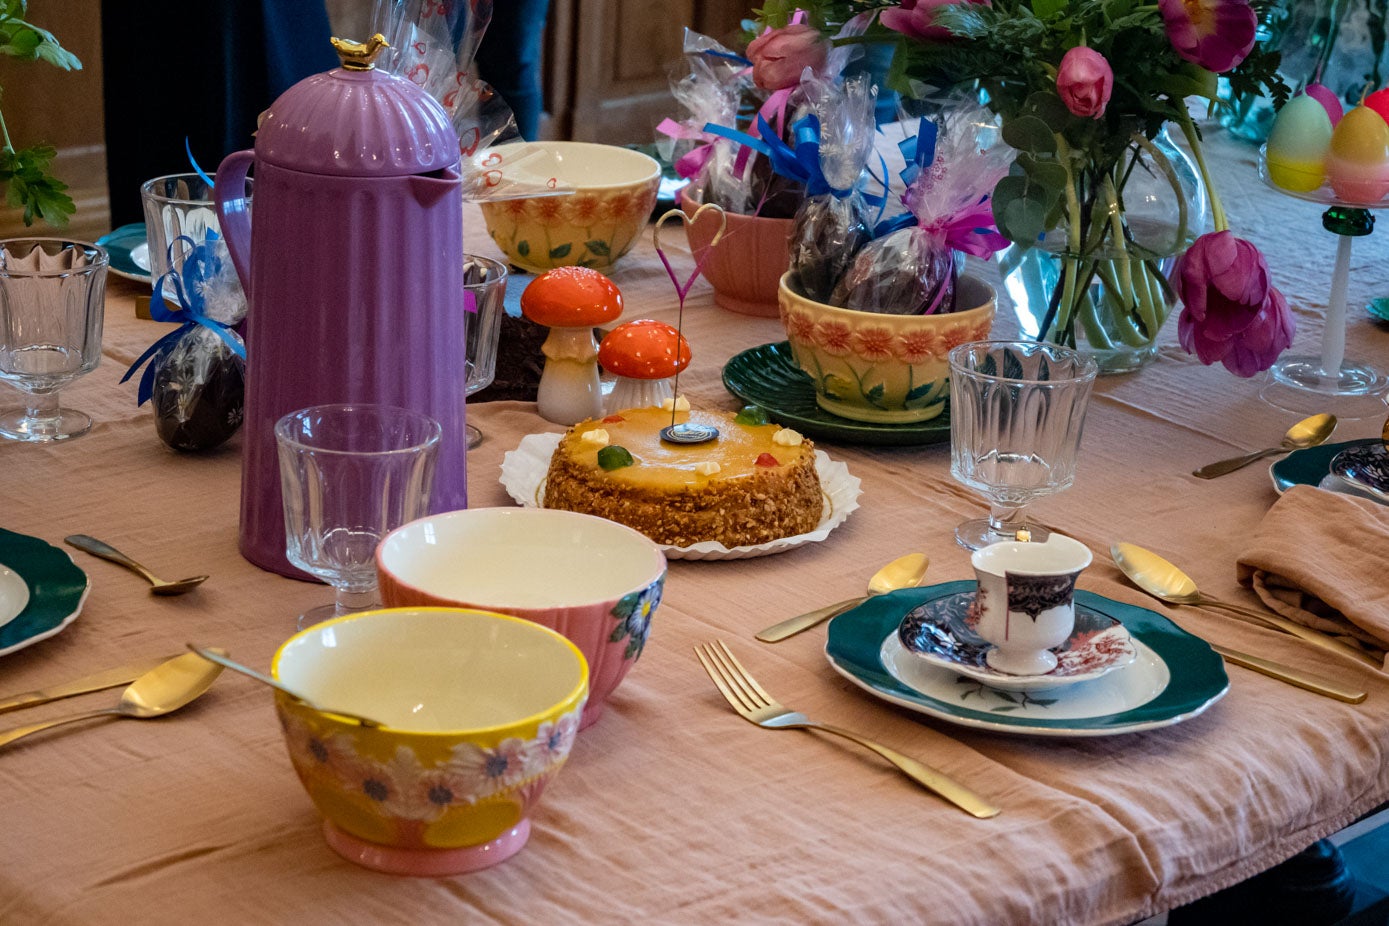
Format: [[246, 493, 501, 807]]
[[826, 582, 1228, 737], [897, 590, 1137, 692], [500, 431, 861, 560], [0, 563, 30, 631]]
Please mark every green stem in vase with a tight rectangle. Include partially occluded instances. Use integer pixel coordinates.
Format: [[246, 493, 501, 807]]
[[1177, 111, 1226, 233], [1054, 134, 1085, 344]]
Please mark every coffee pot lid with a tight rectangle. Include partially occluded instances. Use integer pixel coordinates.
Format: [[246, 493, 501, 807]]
[[253, 35, 460, 177]]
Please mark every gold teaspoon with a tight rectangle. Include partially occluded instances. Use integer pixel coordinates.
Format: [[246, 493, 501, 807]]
[[1111, 542, 1378, 670], [0, 651, 224, 750], [756, 553, 930, 643], [64, 534, 209, 596], [1192, 413, 1336, 479]]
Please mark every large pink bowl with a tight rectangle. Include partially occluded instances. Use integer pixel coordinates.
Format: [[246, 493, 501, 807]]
[[376, 507, 666, 728], [680, 188, 792, 317]]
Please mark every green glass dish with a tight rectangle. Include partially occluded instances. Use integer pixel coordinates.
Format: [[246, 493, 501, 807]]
[[825, 581, 1229, 737], [1270, 438, 1381, 494], [722, 341, 952, 447], [0, 528, 90, 656]]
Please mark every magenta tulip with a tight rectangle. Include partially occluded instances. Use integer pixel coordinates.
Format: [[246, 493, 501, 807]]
[[1158, 0, 1257, 73], [1056, 47, 1113, 119], [746, 24, 831, 91], [879, 0, 989, 41], [1175, 231, 1295, 376]]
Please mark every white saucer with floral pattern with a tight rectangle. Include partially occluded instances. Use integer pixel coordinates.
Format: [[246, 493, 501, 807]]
[[897, 590, 1137, 692]]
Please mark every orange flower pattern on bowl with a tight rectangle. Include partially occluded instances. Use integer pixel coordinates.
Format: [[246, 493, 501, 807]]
[[778, 272, 996, 424]]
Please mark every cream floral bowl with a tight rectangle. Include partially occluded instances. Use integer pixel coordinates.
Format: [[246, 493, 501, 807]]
[[273, 606, 588, 877], [377, 507, 666, 729], [778, 272, 996, 424], [478, 141, 660, 273]]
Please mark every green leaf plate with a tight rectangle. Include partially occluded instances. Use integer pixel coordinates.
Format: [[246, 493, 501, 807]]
[[1270, 439, 1381, 495], [825, 581, 1228, 737], [0, 528, 90, 657], [722, 341, 952, 447]]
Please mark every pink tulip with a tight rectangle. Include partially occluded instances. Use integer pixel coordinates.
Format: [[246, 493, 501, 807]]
[[1175, 231, 1295, 376], [1158, 0, 1257, 74], [879, 0, 989, 41], [746, 24, 831, 91], [1056, 47, 1113, 119]]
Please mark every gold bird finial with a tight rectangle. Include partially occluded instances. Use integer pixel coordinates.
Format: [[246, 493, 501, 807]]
[[330, 34, 389, 71]]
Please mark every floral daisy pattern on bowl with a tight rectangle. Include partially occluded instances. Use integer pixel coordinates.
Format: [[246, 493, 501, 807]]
[[610, 576, 664, 659], [898, 591, 1137, 693]]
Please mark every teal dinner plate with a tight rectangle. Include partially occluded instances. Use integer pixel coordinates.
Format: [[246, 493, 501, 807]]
[[1270, 439, 1381, 494], [722, 341, 952, 447], [96, 223, 151, 283], [0, 529, 90, 656], [825, 581, 1228, 737]]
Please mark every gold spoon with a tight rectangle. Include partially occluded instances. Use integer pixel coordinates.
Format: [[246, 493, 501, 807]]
[[0, 650, 224, 750], [187, 644, 382, 727], [1192, 413, 1337, 479], [1111, 542, 1379, 669], [64, 534, 209, 596], [756, 553, 930, 643]]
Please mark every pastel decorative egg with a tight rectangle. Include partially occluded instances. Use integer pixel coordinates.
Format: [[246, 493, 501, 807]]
[[1326, 105, 1389, 204], [1304, 82, 1344, 126], [1366, 87, 1389, 126], [1266, 94, 1334, 192]]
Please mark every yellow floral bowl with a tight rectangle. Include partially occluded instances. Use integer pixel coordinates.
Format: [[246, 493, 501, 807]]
[[778, 272, 996, 424], [272, 606, 588, 876], [478, 142, 660, 273]]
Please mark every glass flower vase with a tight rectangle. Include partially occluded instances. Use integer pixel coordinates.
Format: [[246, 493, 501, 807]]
[[1001, 128, 1209, 374]]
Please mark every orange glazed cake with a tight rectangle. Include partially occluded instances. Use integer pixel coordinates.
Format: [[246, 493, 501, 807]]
[[543, 406, 823, 547]]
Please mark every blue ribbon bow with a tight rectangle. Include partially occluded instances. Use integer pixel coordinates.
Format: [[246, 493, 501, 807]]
[[874, 117, 940, 237], [120, 232, 247, 406]]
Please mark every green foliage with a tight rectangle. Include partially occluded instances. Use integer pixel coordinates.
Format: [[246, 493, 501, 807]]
[[0, 0, 81, 228], [0, 144, 72, 227]]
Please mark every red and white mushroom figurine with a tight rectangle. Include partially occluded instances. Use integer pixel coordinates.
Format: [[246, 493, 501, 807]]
[[598, 319, 692, 414], [520, 267, 625, 424]]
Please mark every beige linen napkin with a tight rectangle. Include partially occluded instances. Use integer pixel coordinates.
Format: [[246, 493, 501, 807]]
[[1236, 484, 1389, 666]]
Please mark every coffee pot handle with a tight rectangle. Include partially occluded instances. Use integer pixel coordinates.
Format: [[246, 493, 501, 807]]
[[213, 149, 256, 301]]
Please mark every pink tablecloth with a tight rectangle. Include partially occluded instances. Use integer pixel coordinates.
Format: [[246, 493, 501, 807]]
[[1, 132, 1387, 925]]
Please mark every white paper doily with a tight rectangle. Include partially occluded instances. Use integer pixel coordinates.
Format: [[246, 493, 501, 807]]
[[499, 432, 861, 560]]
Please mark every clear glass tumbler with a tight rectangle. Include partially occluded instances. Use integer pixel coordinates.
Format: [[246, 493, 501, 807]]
[[0, 239, 108, 442], [948, 341, 1098, 550], [463, 254, 507, 449], [275, 404, 442, 628], [140, 173, 251, 285]]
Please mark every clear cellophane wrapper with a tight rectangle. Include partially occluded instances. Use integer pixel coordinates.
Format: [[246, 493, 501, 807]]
[[150, 239, 247, 451], [788, 74, 877, 302], [833, 103, 1010, 315], [371, 0, 571, 202], [660, 28, 758, 214]]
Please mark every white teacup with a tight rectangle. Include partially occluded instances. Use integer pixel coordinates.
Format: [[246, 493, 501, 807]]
[[970, 534, 1093, 675]]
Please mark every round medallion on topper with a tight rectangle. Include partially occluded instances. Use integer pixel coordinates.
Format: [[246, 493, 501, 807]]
[[521, 267, 624, 425], [598, 319, 692, 415]]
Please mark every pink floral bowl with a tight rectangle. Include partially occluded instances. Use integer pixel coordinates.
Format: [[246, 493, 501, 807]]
[[478, 142, 660, 273], [778, 272, 996, 424], [272, 606, 588, 876], [680, 188, 792, 317], [377, 507, 666, 730]]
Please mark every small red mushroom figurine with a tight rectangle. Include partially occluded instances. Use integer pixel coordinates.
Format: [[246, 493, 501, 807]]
[[598, 319, 692, 414], [520, 267, 624, 424]]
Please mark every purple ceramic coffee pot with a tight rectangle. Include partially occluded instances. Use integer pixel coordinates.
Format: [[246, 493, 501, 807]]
[[215, 36, 467, 577]]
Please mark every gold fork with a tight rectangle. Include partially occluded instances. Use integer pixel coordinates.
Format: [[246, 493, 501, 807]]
[[694, 640, 1001, 819]]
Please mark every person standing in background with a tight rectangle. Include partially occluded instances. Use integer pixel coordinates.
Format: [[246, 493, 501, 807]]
[[473, 0, 551, 140], [101, 0, 336, 227]]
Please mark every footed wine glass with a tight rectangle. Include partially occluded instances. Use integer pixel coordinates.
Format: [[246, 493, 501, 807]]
[[948, 341, 1098, 550], [463, 254, 507, 448], [275, 404, 441, 629], [0, 239, 108, 442]]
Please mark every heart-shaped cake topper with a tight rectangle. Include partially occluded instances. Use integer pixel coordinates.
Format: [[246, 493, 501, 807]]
[[652, 203, 727, 304], [651, 201, 728, 439]]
